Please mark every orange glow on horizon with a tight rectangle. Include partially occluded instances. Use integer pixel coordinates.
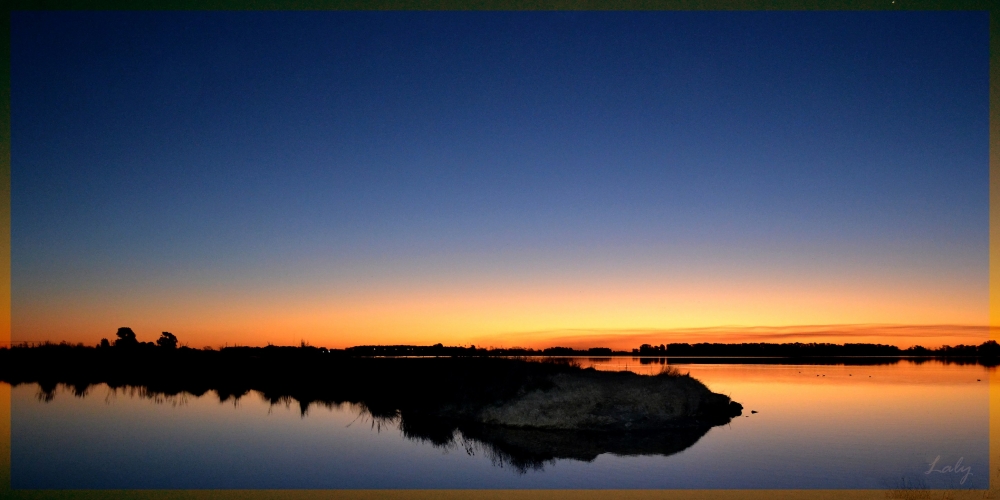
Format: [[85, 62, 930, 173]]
[[11, 257, 987, 349]]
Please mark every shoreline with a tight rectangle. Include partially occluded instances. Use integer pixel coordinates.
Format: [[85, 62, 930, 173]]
[[0, 346, 743, 432]]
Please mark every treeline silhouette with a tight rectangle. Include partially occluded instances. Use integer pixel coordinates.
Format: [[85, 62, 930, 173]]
[[340, 341, 1000, 360], [5, 325, 999, 363], [5, 328, 999, 364], [345, 344, 615, 356], [662, 341, 1000, 360]]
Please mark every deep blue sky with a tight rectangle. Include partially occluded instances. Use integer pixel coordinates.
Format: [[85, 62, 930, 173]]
[[11, 11, 989, 346]]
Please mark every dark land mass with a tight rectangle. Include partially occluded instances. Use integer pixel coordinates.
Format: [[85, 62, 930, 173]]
[[0, 342, 742, 428], [0, 340, 742, 472]]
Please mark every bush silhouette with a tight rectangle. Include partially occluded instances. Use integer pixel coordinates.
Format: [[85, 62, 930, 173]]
[[157, 332, 178, 349], [979, 340, 1000, 357], [114, 327, 138, 348]]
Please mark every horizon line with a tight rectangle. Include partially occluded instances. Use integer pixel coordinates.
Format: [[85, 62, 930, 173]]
[[5, 322, 992, 350]]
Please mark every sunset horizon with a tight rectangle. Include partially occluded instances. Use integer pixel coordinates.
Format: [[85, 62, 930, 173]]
[[9, 322, 990, 352], [10, 11, 988, 356]]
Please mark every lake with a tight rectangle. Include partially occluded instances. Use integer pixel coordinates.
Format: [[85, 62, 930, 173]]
[[8, 358, 992, 489]]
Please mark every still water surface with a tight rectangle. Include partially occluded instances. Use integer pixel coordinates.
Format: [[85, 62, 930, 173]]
[[10, 358, 991, 489]]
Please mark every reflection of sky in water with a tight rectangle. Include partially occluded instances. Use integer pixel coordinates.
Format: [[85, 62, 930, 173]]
[[9, 360, 991, 489]]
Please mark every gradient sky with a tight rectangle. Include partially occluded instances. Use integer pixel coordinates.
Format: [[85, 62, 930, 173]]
[[11, 11, 989, 349]]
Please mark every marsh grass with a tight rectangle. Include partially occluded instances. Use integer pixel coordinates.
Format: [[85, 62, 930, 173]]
[[656, 365, 687, 378], [537, 357, 582, 369]]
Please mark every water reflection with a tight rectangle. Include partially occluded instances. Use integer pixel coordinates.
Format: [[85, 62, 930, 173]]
[[13, 356, 742, 475], [23, 380, 718, 474], [385, 409, 716, 474], [451, 424, 712, 473], [8, 358, 991, 488]]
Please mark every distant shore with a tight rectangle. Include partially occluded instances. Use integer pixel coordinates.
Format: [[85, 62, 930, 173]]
[[343, 340, 1000, 361], [4, 338, 998, 363]]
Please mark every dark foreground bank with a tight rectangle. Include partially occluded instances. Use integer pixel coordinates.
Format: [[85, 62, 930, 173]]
[[1, 343, 746, 472], [0, 343, 742, 428]]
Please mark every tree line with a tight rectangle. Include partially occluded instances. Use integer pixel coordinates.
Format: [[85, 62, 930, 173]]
[[8, 328, 1000, 360], [99, 327, 177, 350]]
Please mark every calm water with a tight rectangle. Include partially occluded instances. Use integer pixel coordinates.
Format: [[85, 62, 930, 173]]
[[9, 358, 992, 489]]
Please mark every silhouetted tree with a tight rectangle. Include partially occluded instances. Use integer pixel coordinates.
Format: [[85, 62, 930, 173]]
[[637, 344, 666, 355], [157, 332, 178, 349], [980, 340, 1000, 357], [114, 327, 138, 348], [99, 338, 110, 348]]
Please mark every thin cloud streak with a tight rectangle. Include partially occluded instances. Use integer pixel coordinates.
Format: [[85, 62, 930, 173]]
[[475, 324, 990, 350]]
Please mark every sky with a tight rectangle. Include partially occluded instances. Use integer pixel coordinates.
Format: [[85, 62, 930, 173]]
[[10, 11, 990, 349]]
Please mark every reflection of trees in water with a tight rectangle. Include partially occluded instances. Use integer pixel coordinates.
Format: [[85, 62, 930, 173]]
[[35, 385, 57, 403], [10, 354, 740, 475], [428, 422, 711, 474], [454, 433, 552, 474], [349, 406, 713, 474], [35, 381, 91, 402], [104, 385, 192, 407], [33, 383, 191, 408], [24, 381, 717, 474]]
